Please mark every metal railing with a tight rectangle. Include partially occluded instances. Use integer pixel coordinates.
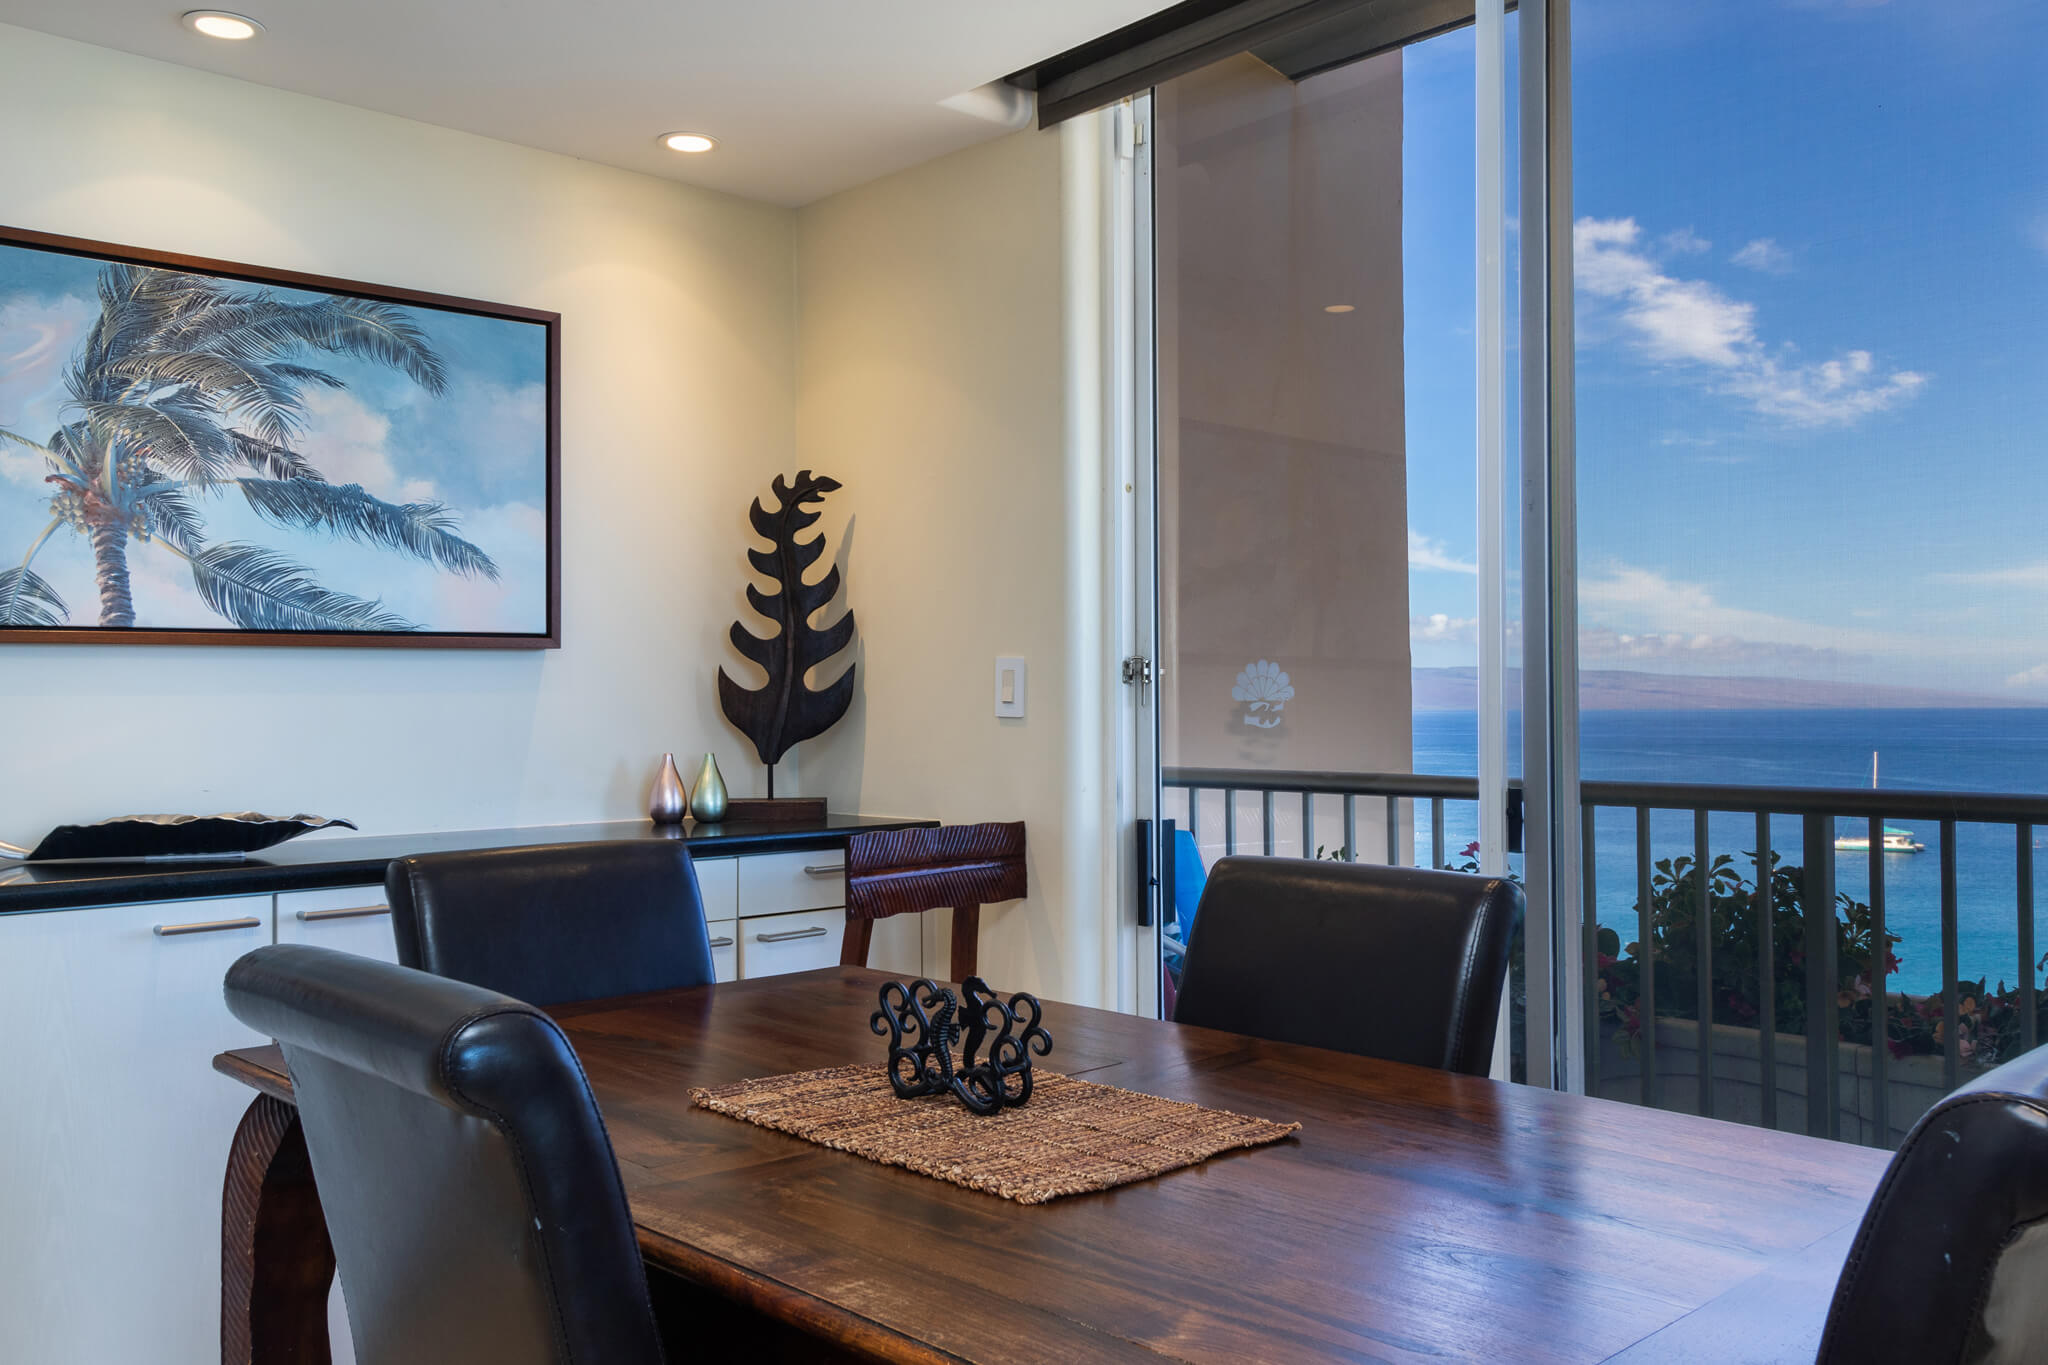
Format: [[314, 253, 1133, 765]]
[[1162, 765, 2048, 1149]]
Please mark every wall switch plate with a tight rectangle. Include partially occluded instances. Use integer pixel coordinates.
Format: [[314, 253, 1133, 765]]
[[995, 656, 1026, 718]]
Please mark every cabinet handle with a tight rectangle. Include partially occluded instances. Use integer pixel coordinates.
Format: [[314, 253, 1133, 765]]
[[802, 865, 843, 877], [154, 915, 263, 937], [297, 905, 389, 922], [756, 925, 829, 943], [708, 935, 734, 949]]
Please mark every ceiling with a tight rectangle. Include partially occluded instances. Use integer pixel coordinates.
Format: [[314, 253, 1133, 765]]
[[0, 1, 1178, 206]]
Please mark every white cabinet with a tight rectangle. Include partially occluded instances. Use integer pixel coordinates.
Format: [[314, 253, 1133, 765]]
[[693, 856, 737, 919], [0, 896, 270, 1365], [276, 886, 398, 963], [737, 850, 844, 915], [736, 907, 844, 978], [707, 918, 738, 983]]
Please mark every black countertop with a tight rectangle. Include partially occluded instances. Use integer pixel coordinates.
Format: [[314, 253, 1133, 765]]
[[0, 813, 935, 914]]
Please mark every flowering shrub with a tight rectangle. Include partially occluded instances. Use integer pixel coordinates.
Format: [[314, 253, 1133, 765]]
[[1592, 851, 2047, 1067]]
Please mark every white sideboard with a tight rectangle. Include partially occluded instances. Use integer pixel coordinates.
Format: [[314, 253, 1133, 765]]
[[0, 845, 925, 1364]]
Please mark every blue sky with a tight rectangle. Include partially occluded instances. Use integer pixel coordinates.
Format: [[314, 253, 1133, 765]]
[[0, 245, 549, 633], [1399, 0, 2048, 697]]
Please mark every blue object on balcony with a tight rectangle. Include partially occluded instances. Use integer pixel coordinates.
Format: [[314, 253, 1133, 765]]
[[1164, 828, 1209, 981]]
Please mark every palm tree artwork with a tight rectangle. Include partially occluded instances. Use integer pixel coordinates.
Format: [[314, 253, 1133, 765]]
[[0, 261, 499, 632]]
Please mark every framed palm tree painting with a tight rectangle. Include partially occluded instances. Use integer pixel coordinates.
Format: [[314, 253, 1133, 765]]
[[0, 225, 559, 647]]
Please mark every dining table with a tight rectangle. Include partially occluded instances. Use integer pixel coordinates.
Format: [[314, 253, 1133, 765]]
[[213, 965, 1890, 1364]]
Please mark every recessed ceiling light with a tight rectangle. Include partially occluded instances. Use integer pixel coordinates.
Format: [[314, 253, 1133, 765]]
[[1323, 304, 1356, 314], [181, 9, 263, 39], [660, 132, 717, 154]]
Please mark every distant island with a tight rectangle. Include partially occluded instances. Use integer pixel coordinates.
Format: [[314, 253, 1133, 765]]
[[1413, 668, 2047, 711]]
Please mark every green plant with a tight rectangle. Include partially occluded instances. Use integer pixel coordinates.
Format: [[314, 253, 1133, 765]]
[[1594, 850, 2048, 1068]]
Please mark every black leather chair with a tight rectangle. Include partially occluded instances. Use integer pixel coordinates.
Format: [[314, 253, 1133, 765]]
[[1818, 1044, 2048, 1363], [1171, 857, 1522, 1075], [385, 841, 715, 1007], [223, 943, 665, 1365]]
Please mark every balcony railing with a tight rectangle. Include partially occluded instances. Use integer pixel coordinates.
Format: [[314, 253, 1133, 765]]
[[1162, 765, 2048, 1149]]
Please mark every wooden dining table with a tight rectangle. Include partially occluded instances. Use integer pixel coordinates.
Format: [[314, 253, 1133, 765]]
[[214, 966, 1890, 1364]]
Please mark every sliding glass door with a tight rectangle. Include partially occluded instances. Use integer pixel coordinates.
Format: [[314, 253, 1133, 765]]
[[1131, 0, 2048, 1148], [1567, 0, 2048, 1145], [1137, 6, 1531, 1075]]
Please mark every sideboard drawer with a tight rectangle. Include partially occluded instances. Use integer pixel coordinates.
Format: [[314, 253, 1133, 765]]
[[276, 886, 397, 964], [736, 850, 843, 917], [693, 856, 738, 919], [736, 908, 843, 979], [707, 918, 738, 983]]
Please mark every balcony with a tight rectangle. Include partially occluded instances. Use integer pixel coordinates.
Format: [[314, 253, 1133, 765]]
[[1163, 766, 2048, 1149]]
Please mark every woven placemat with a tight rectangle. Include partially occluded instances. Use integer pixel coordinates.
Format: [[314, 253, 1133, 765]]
[[690, 1065, 1300, 1205]]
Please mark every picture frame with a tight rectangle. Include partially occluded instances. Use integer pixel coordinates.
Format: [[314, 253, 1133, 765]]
[[0, 225, 560, 649]]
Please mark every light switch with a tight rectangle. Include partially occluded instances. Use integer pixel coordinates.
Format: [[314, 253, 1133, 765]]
[[995, 656, 1026, 718]]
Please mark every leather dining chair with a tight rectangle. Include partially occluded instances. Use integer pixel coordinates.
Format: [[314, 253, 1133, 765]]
[[385, 840, 715, 1007], [1171, 857, 1522, 1076], [223, 943, 666, 1365], [1818, 1044, 2048, 1363]]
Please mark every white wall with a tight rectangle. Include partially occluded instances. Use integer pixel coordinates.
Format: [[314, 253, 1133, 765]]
[[0, 24, 799, 838], [795, 124, 1121, 1006]]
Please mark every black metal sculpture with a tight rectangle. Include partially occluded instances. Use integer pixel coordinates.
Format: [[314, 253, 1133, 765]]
[[871, 977, 1054, 1116], [717, 471, 855, 796]]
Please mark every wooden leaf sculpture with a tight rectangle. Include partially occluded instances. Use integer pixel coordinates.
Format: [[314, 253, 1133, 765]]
[[718, 470, 856, 780]]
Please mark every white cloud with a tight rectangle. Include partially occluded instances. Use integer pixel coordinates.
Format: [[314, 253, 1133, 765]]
[[0, 293, 97, 487], [1408, 529, 1477, 575], [1661, 227, 1713, 255], [1934, 563, 2048, 590], [2007, 663, 2048, 689], [1731, 238, 1794, 273], [1574, 217, 1924, 427], [1576, 218, 1754, 367], [294, 388, 437, 501], [1412, 613, 1477, 643], [1579, 561, 1907, 660], [1723, 350, 1925, 426]]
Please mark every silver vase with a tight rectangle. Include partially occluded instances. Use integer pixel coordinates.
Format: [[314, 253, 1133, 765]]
[[689, 752, 728, 823], [649, 752, 687, 825]]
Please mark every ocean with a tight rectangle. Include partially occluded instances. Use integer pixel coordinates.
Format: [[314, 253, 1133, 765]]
[[1411, 708, 2048, 996]]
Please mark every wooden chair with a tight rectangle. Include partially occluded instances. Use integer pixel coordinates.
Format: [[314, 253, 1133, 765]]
[[840, 822, 1026, 981]]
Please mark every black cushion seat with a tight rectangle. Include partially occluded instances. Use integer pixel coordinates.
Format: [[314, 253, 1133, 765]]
[[1172, 857, 1522, 1076], [223, 943, 666, 1365], [385, 840, 714, 1006]]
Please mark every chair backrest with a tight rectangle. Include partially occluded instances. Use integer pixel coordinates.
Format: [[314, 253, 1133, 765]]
[[223, 944, 664, 1365], [385, 840, 714, 1006], [1818, 1044, 2048, 1364], [844, 822, 1027, 919], [1171, 857, 1521, 1075]]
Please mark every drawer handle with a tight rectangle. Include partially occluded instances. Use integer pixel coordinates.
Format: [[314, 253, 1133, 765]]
[[154, 915, 263, 937], [756, 925, 829, 943], [708, 936, 734, 949], [802, 865, 843, 877], [297, 905, 389, 922]]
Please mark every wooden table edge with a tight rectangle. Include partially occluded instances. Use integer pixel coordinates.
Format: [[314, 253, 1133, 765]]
[[634, 1226, 971, 1365]]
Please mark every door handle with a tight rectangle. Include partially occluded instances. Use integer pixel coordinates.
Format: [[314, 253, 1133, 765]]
[[296, 905, 389, 922], [154, 915, 263, 937], [757, 925, 829, 943], [802, 865, 843, 877], [708, 935, 734, 949]]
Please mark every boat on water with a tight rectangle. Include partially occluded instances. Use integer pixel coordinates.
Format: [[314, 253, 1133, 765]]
[[1833, 750, 1925, 853], [1834, 825, 1926, 853]]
